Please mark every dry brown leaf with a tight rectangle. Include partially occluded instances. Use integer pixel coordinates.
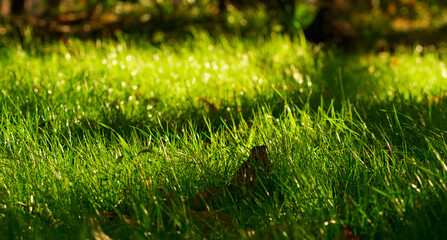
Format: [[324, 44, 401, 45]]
[[189, 186, 220, 211], [198, 97, 218, 113], [188, 145, 270, 210], [336, 226, 363, 240], [60, 35, 79, 58], [387, 3, 397, 15]]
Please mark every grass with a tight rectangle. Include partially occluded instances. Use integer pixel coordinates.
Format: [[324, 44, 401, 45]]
[[0, 32, 447, 239]]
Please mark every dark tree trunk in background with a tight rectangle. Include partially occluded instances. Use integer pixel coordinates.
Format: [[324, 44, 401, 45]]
[[304, 6, 334, 43], [11, 0, 25, 14], [304, 0, 356, 46], [218, 0, 226, 12]]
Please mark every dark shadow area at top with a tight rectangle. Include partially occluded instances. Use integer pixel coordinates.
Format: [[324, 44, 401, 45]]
[[1, 0, 447, 49]]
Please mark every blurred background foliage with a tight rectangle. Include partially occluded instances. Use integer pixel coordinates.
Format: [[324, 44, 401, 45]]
[[0, 0, 446, 47]]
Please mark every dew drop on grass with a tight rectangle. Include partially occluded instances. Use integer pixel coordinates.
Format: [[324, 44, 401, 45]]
[[294, 72, 303, 84], [415, 45, 423, 53], [203, 72, 210, 83], [411, 184, 421, 193]]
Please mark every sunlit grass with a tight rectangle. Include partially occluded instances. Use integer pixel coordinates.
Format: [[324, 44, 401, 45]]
[[0, 33, 447, 239]]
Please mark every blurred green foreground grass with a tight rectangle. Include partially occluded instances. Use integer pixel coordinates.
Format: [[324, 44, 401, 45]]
[[0, 33, 447, 239]]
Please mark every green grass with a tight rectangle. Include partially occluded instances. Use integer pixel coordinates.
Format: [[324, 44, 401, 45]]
[[1, 33, 447, 239]]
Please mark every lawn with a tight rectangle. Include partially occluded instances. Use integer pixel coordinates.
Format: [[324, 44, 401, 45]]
[[1, 33, 447, 239]]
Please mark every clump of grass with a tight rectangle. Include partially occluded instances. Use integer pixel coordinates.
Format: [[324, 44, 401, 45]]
[[0, 33, 447, 239]]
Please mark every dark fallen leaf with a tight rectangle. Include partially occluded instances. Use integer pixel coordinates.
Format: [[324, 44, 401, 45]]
[[189, 186, 223, 211], [189, 145, 271, 210], [230, 145, 270, 192], [243, 119, 253, 129], [144, 146, 272, 234], [157, 188, 179, 204], [135, 89, 159, 106], [60, 35, 79, 58], [38, 121, 52, 131], [60, 35, 70, 46], [98, 211, 120, 223], [147, 97, 160, 104], [340, 226, 363, 240], [137, 149, 153, 156], [198, 97, 218, 113]]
